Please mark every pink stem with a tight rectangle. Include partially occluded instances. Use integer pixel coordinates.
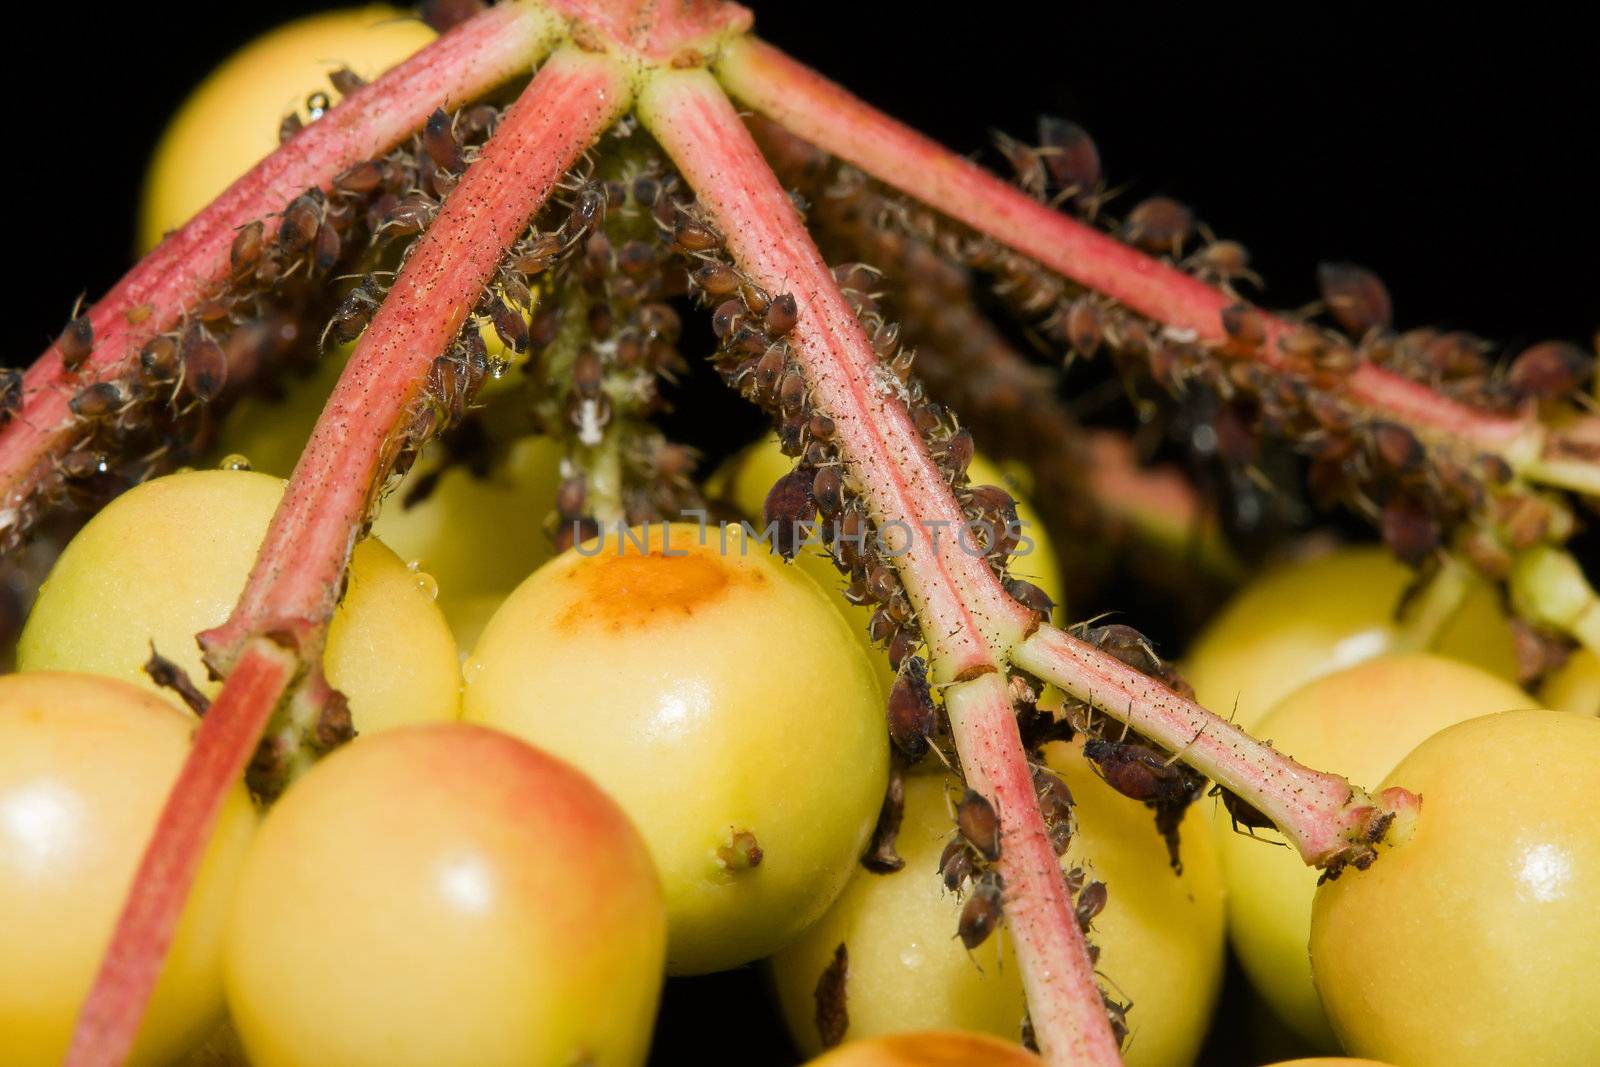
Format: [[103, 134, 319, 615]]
[[203, 47, 629, 669], [67, 49, 628, 1063], [639, 69, 1034, 682], [946, 672, 1124, 1067], [0, 1, 555, 521], [714, 37, 1536, 454], [65, 641, 295, 1067], [1011, 623, 1418, 867], [637, 69, 1103, 1064]]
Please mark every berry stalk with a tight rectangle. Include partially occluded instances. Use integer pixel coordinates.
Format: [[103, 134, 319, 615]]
[[945, 671, 1125, 1067], [637, 68, 1112, 1064], [64, 639, 295, 1067], [0, 1, 560, 536], [714, 36, 1596, 494], [1011, 622, 1419, 868], [66, 48, 631, 1065]]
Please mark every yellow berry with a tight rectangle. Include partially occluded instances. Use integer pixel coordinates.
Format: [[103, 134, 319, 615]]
[[1540, 647, 1600, 716], [772, 743, 1224, 1066], [803, 1031, 1042, 1066], [226, 723, 664, 1067], [1218, 654, 1533, 1046], [463, 523, 887, 973], [0, 672, 256, 1066], [1184, 546, 1518, 731], [139, 6, 433, 251], [18, 469, 459, 733], [1311, 709, 1600, 1065]]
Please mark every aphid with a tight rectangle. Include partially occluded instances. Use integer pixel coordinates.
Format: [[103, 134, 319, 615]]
[[380, 194, 436, 238], [229, 221, 265, 276], [1317, 261, 1393, 337], [692, 262, 742, 297], [938, 428, 975, 480], [277, 189, 324, 253], [422, 108, 464, 172], [570, 184, 606, 229], [995, 130, 1047, 199], [886, 657, 935, 759], [181, 329, 228, 402], [278, 111, 304, 144], [0, 368, 21, 424], [1063, 298, 1103, 357], [861, 766, 907, 874], [1073, 879, 1108, 931], [1216, 786, 1275, 833], [69, 381, 128, 420], [763, 466, 816, 560], [1004, 577, 1054, 617], [1037, 116, 1101, 198], [617, 239, 656, 276], [958, 871, 1004, 950], [1081, 738, 1190, 805], [1381, 493, 1439, 566], [1220, 303, 1267, 349], [778, 367, 808, 414], [630, 175, 661, 207], [488, 298, 529, 353], [673, 217, 721, 251], [1122, 196, 1193, 256], [1369, 421, 1424, 473], [325, 282, 380, 348], [328, 66, 367, 97], [812, 465, 844, 518], [1034, 767, 1073, 826], [1193, 239, 1256, 286], [939, 837, 974, 893], [460, 103, 500, 140], [58, 314, 95, 373], [312, 223, 342, 276], [142, 647, 210, 717], [138, 335, 181, 383], [765, 292, 799, 336], [1506, 340, 1593, 401], [510, 233, 562, 275], [956, 788, 1001, 862], [573, 347, 604, 399], [814, 943, 849, 1051]]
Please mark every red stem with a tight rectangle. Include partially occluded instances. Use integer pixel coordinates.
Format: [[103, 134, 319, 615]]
[[638, 69, 1108, 1065], [946, 673, 1125, 1067], [1011, 623, 1418, 867], [639, 68, 1034, 682], [713, 37, 1537, 455], [65, 641, 294, 1067], [203, 47, 630, 669], [0, 1, 555, 523], [66, 48, 628, 1065]]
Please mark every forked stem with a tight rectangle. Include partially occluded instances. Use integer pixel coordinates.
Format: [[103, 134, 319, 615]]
[[0, 1, 560, 527], [65, 47, 630, 1065], [713, 36, 1595, 491], [1011, 622, 1419, 867], [638, 68, 1112, 1064]]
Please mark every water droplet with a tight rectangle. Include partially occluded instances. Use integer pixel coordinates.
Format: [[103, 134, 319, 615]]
[[412, 571, 439, 601], [305, 92, 330, 121], [218, 453, 252, 472]]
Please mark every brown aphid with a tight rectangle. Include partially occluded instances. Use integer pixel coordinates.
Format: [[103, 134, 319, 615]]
[[807, 413, 836, 442], [617, 239, 656, 276], [423, 108, 464, 173], [279, 111, 304, 144], [1317, 262, 1393, 337], [312, 223, 342, 275], [764, 466, 816, 561], [813, 465, 845, 518], [142, 646, 211, 717], [230, 221, 265, 276], [1369, 421, 1424, 473], [752, 344, 787, 402], [380, 194, 435, 238], [765, 292, 799, 336], [1381, 494, 1439, 566], [814, 943, 849, 1050], [958, 872, 1004, 950], [1074, 879, 1108, 931], [861, 765, 907, 874], [69, 381, 126, 420], [1004, 577, 1054, 617], [711, 299, 742, 339], [938, 429, 975, 481], [1037, 116, 1101, 197], [59, 449, 108, 481], [1081, 738, 1189, 805], [1220, 303, 1267, 349], [631, 175, 661, 207], [778, 367, 808, 414], [886, 657, 935, 760], [181, 330, 229, 402], [956, 788, 1001, 862], [886, 627, 918, 672], [1123, 196, 1193, 255], [332, 160, 385, 196], [1195, 239, 1255, 285], [1064, 298, 1103, 357], [572, 346, 604, 399], [489, 298, 529, 354], [510, 233, 562, 275], [1216, 787, 1275, 833], [58, 315, 95, 373], [1506, 340, 1593, 401], [939, 838, 974, 893], [328, 66, 366, 97], [0, 368, 21, 424], [692, 262, 741, 297], [277, 189, 324, 253], [673, 217, 720, 252], [139, 335, 181, 383], [326, 285, 379, 349]]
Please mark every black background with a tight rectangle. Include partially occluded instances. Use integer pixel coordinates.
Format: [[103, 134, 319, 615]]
[[6, 4, 1595, 1064]]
